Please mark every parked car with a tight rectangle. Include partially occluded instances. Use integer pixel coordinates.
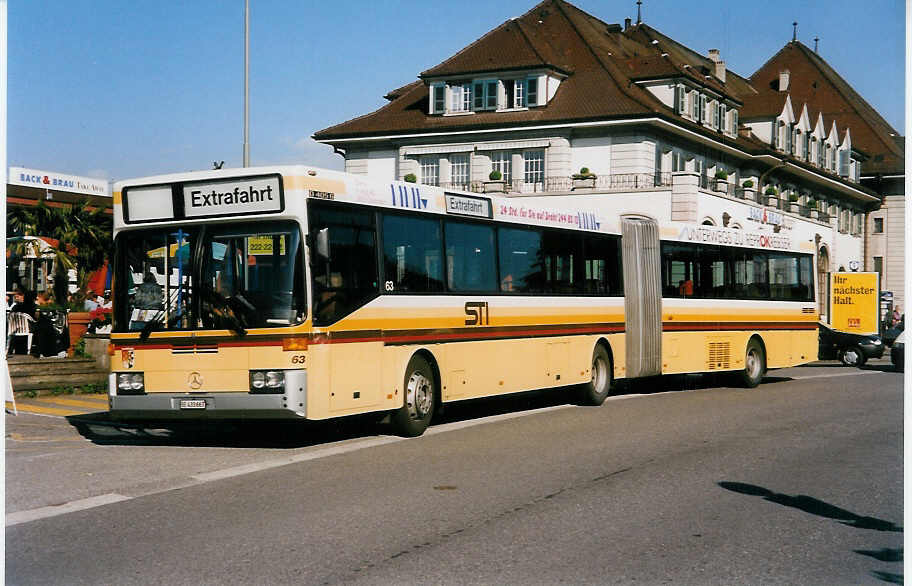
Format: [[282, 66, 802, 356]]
[[891, 331, 904, 372], [817, 322, 884, 367], [883, 322, 904, 347]]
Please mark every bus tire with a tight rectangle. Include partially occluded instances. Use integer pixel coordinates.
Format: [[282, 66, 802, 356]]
[[391, 355, 435, 437], [577, 345, 613, 405], [739, 338, 766, 388]]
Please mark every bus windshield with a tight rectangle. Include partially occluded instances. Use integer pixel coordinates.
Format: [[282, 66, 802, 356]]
[[114, 221, 305, 333]]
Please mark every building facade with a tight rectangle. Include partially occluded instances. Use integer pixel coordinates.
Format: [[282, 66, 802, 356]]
[[314, 0, 896, 320]]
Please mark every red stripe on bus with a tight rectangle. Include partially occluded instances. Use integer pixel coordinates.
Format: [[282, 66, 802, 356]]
[[662, 322, 817, 331]]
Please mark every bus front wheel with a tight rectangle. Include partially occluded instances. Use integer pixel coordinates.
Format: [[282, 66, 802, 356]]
[[739, 338, 766, 388], [391, 355, 435, 437], [577, 345, 613, 405]]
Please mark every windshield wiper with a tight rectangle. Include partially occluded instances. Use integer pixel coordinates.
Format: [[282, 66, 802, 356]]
[[138, 310, 183, 340], [201, 287, 248, 336]]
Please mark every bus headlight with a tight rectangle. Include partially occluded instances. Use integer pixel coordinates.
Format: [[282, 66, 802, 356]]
[[249, 370, 285, 394], [116, 373, 145, 395]]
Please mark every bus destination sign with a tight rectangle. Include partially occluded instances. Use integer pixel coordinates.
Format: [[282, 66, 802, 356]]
[[445, 193, 492, 218], [183, 175, 283, 218]]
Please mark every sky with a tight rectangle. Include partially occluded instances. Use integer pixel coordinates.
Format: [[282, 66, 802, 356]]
[[7, 0, 906, 182]]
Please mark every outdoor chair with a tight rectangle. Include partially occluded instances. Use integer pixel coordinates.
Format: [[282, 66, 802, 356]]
[[6, 312, 35, 355]]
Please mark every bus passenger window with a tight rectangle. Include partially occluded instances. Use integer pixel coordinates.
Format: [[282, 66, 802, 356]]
[[445, 221, 496, 292], [382, 214, 443, 293]]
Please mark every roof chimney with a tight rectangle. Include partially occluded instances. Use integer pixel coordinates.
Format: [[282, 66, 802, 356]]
[[779, 69, 790, 92], [624, 17, 631, 30], [707, 49, 726, 83]]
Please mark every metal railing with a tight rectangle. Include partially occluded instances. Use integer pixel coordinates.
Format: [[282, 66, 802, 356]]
[[439, 173, 673, 195]]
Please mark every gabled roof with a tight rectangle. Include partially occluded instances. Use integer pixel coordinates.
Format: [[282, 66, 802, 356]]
[[419, 12, 573, 78], [747, 41, 903, 175], [313, 0, 752, 143]]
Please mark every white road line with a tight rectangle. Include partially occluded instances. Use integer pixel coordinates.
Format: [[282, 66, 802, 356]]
[[790, 370, 889, 380], [6, 493, 131, 526], [191, 436, 405, 482]]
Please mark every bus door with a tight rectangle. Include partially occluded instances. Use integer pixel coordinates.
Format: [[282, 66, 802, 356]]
[[621, 217, 662, 378]]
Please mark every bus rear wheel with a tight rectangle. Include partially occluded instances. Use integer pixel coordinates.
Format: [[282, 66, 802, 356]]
[[577, 345, 613, 406], [391, 355, 435, 437], [739, 338, 766, 388]]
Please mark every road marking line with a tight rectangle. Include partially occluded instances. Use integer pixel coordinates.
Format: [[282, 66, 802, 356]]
[[7, 404, 82, 416], [34, 396, 109, 409], [6, 493, 130, 526], [791, 371, 888, 380], [192, 436, 405, 482]]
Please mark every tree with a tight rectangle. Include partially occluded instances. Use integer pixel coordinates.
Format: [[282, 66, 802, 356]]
[[8, 201, 112, 305]]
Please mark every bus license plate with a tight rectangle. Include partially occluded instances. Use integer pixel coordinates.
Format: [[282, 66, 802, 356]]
[[180, 399, 207, 410]]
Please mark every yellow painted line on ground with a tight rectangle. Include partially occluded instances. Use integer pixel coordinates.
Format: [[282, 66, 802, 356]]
[[40, 396, 109, 408], [6, 403, 82, 416]]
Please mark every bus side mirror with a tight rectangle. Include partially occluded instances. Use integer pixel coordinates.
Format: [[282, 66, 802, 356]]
[[315, 228, 330, 261]]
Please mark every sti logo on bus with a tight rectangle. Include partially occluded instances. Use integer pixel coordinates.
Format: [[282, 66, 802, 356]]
[[183, 176, 282, 218], [465, 301, 489, 326]]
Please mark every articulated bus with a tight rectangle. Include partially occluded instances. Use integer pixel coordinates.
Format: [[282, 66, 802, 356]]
[[109, 165, 818, 436]]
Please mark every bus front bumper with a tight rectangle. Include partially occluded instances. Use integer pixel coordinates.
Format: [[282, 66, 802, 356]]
[[108, 370, 307, 420]]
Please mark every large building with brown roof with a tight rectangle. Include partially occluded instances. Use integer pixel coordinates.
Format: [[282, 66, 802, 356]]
[[744, 39, 905, 316], [314, 0, 898, 317]]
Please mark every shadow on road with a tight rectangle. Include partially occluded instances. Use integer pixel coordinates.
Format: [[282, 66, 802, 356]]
[[719, 481, 903, 584], [65, 364, 860, 449], [718, 481, 902, 532], [65, 372, 736, 448]]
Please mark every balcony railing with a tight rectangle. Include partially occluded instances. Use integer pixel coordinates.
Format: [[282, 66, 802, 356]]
[[439, 173, 673, 195]]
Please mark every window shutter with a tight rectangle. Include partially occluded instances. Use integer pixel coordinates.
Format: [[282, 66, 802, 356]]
[[692, 92, 699, 119], [699, 95, 706, 122], [527, 78, 538, 107], [731, 109, 738, 134], [674, 85, 684, 114], [433, 85, 445, 114]]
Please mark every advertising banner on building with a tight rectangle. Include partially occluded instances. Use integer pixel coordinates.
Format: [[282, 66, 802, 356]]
[[9, 166, 110, 197], [829, 272, 879, 334]]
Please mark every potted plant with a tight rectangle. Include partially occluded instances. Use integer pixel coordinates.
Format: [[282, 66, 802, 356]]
[[764, 185, 779, 206], [788, 192, 800, 213], [484, 169, 505, 193], [741, 179, 756, 201], [571, 167, 597, 189], [404, 173, 417, 183], [807, 197, 819, 219], [713, 169, 729, 193]]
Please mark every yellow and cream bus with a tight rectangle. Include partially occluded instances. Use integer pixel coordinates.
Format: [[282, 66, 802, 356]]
[[109, 165, 818, 436]]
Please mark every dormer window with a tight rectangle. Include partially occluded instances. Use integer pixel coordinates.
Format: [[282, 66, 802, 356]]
[[431, 75, 543, 115]]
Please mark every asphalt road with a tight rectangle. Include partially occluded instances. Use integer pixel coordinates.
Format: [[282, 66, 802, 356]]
[[6, 360, 903, 585]]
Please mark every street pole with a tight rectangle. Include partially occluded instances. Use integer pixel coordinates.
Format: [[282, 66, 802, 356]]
[[243, 0, 250, 167]]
